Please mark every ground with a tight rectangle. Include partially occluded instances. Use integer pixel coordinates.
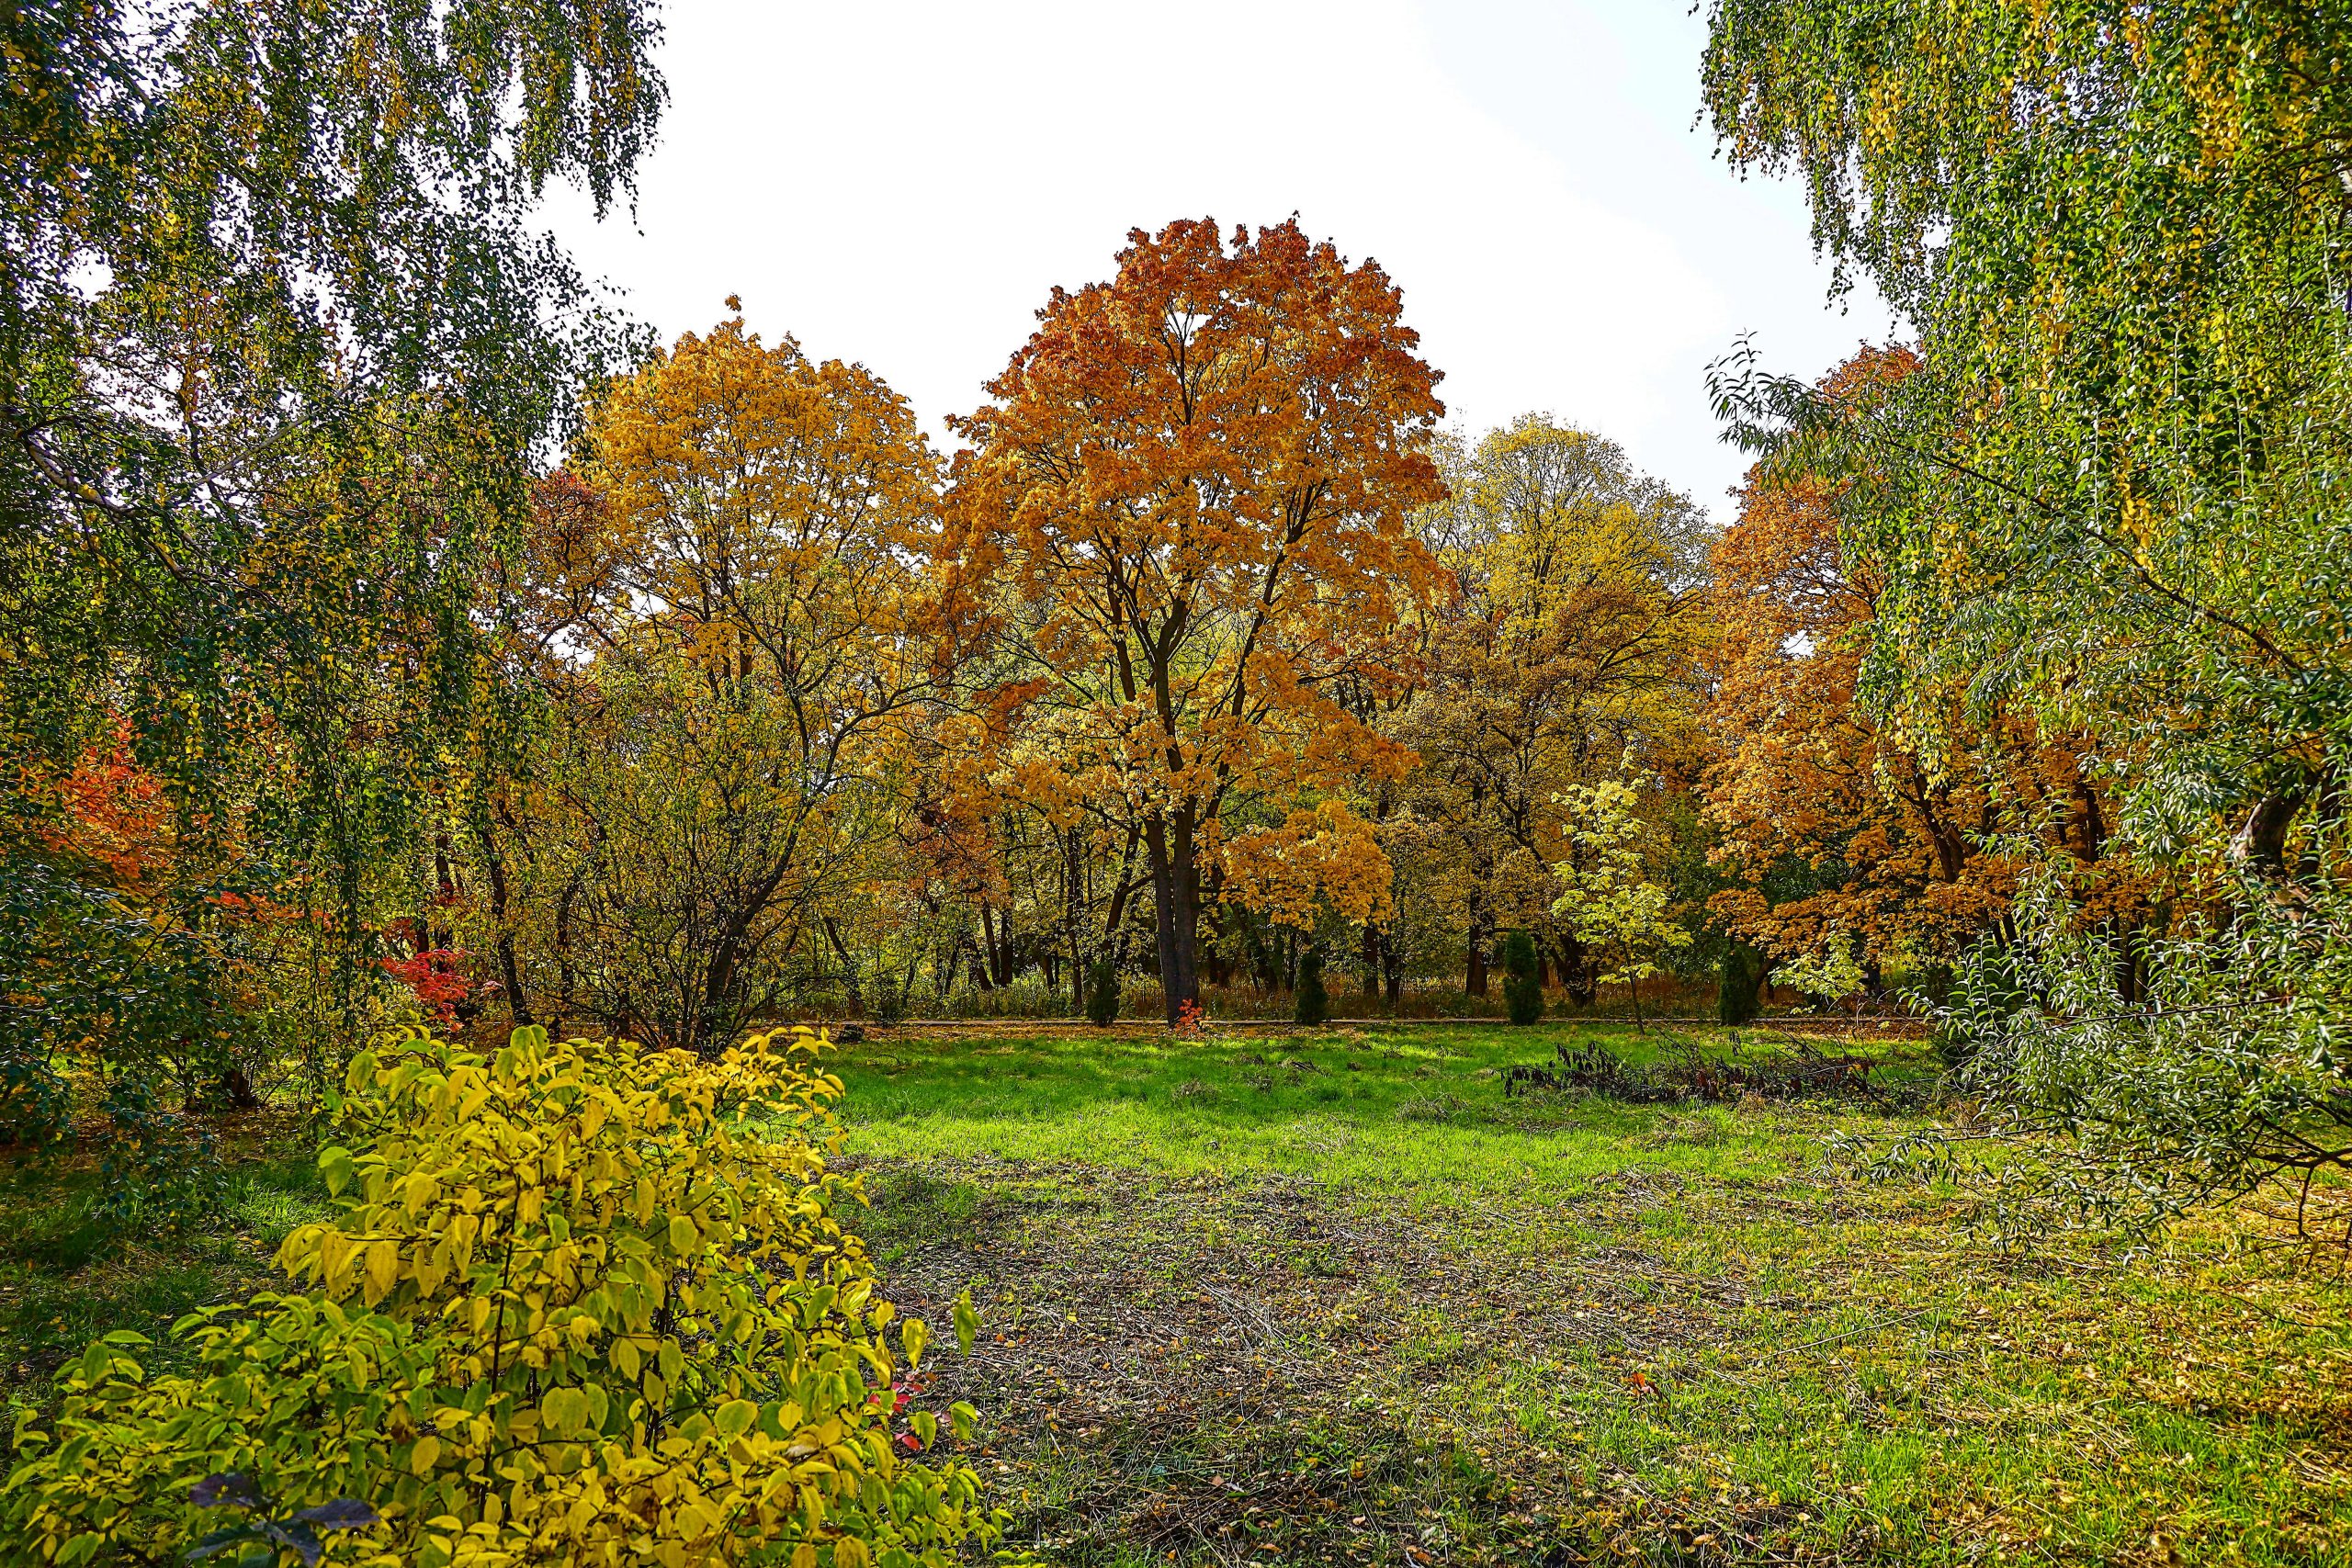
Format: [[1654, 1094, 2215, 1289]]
[[0, 1021, 2344, 1566], [835, 1022, 2350, 1566]]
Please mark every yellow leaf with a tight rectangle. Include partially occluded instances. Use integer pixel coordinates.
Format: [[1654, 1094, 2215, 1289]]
[[364, 1241, 401, 1306], [410, 1434, 441, 1475]]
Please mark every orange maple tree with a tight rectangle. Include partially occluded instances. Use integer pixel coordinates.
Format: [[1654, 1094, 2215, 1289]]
[[943, 218, 1448, 1021], [1703, 351, 2149, 982]]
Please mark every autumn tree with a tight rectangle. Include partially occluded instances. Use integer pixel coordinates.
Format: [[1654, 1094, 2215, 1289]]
[[497, 315, 942, 1052], [1703, 350, 2151, 992], [0, 0, 662, 1112], [1396, 417, 1710, 1000], [944, 219, 1447, 1023], [1550, 776, 1692, 1026]]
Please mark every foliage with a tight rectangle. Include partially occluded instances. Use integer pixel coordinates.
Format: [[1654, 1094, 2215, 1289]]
[[1502, 1037, 1899, 1107], [1, 1025, 1004, 1565], [1703, 1, 2352, 1234], [1701, 419, 2149, 976], [1864, 861, 2352, 1247], [1769, 931, 1868, 1011], [182, 1472, 379, 1568], [1702, 3, 2351, 874], [1548, 778, 1691, 1025], [1499, 930, 1544, 1026], [91, 1078, 236, 1237], [945, 218, 1447, 1024], [0, 0, 664, 1091], [498, 317, 944, 1053], [1398, 418, 1711, 1000], [1293, 946, 1329, 1027]]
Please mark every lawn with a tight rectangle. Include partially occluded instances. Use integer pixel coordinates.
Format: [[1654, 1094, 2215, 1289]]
[[0, 1021, 2343, 1566], [834, 1021, 2351, 1566]]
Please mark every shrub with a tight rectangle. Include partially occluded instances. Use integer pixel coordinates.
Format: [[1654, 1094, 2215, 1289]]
[[92, 1078, 235, 1235], [0, 1042, 70, 1149], [1861, 863, 2352, 1247], [2, 1025, 1006, 1566], [1085, 956, 1120, 1026], [1501, 929, 1544, 1025], [1717, 943, 1765, 1025], [1293, 946, 1329, 1026]]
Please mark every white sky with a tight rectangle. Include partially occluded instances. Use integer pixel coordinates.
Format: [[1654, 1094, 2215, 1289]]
[[543, 0, 1903, 521]]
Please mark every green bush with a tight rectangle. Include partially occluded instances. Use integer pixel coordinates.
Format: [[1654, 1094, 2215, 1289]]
[[0, 1043, 70, 1149], [92, 1079, 235, 1235], [1860, 862, 2352, 1245], [1717, 943, 1765, 1025], [1501, 930, 1544, 1025], [1294, 946, 1329, 1026], [2, 1025, 1007, 1566], [1086, 956, 1120, 1026]]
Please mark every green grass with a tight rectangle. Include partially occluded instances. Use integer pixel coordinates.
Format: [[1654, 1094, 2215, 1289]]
[[0, 1118, 333, 1419], [835, 1021, 2352, 1565], [0, 1024, 2340, 1565]]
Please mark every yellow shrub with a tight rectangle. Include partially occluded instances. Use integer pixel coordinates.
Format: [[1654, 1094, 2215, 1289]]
[[3, 1026, 1003, 1566]]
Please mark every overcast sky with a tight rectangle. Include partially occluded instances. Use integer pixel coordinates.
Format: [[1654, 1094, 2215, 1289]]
[[543, 0, 1903, 520]]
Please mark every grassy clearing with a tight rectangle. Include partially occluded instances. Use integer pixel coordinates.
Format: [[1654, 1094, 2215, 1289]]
[[0, 1024, 2340, 1564], [839, 1022, 2352, 1566]]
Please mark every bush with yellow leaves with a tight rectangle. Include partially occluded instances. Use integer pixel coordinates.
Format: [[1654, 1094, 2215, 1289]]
[[2, 1025, 1005, 1567]]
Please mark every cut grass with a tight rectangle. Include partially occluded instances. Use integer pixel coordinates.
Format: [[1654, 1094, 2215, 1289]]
[[839, 1022, 2352, 1565]]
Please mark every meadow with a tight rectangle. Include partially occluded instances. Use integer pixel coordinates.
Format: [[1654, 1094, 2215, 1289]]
[[834, 1022, 2348, 1566], [0, 1020, 2342, 1565]]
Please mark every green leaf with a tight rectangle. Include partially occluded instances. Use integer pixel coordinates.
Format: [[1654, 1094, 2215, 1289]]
[[952, 1288, 979, 1357]]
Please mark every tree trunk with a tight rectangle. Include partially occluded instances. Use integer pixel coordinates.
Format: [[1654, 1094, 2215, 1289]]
[[474, 815, 534, 1029], [2231, 790, 2305, 877], [1065, 826, 1088, 1014], [698, 935, 742, 1056], [1553, 934, 1596, 1008], [554, 873, 580, 1029], [1464, 886, 1488, 998], [1362, 920, 1381, 998], [823, 916, 864, 1014], [1146, 807, 1201, 1024]]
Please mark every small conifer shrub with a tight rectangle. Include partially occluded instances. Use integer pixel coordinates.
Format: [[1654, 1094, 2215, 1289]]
[[1295, 946, 1329, 1026], [1502, 929, 1544, 1025], [1086, 956, 1121, 1026], [1718, 944, 1765, 1025]]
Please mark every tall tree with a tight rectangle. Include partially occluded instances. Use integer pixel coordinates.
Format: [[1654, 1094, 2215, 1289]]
[[1399, 417, 1709, 999], [945, 219, 1447, 1022], [0, 0, 662, 1085], [1704, 407, 2148, 985], [518, 316, 943, 1052], [1702, 2, 2352, 1228], [1702, 0, 2348, 876]]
